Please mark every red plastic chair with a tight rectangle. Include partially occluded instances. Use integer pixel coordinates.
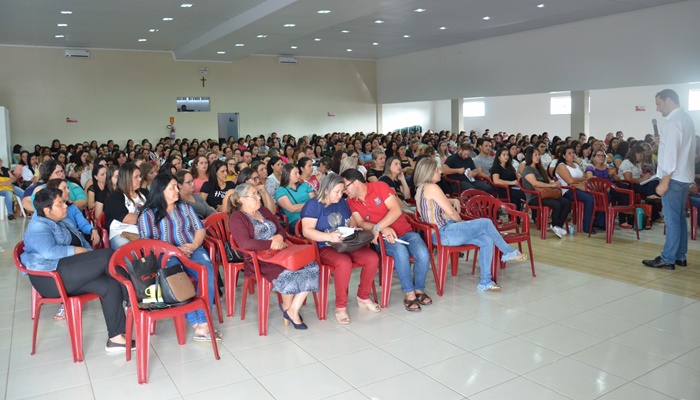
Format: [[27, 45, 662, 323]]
[[294, 221, 377, 319], [464, 195, 536, 281], [201, 213, 236, 321], [363, 161, 373, 170], [690, 197, 699, 241], [585, 178, 640, 244], [14, 241, 100, 363], [109, 239, 220, 384], [519, 178, 554, 240], [459, 189, 491, 216], [443, 175, 465, 198]]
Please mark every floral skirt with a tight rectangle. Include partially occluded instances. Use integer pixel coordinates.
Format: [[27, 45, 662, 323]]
[[272, 262, 320, 295]]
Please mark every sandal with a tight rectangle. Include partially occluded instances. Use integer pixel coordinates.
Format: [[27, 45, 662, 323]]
[[501, 250, 528, 263], [619, 222, 633, 229], [193, 331, 222, 341], [356, 297, 381, 312], [334, 308, 351, 325], [415, 292, 432, 306], [403, 298, 422, 312], [54, 305, 66, 321]]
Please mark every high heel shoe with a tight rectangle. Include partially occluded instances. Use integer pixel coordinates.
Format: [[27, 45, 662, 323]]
[[356, 297, 381, 312], [279, 303, 303, 322], [283, 310, 308, 330]]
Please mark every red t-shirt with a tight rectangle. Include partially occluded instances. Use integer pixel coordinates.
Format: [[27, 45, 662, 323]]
[[347, 181, 412, 237]]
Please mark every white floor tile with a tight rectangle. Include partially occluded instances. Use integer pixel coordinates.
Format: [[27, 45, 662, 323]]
[[19, 384, 96, 400], [677, 301, 700, 320], [519, 323, 603, 355], [166, 352, 252, 395], [421, 352, 517, 397], [344, 315, 421, 345], [183, 379, 274, 400], [320, 389, 370, 400], [624, 289, 697, 311], [595, 298, 669, 324], [381, 332, 466, 368], [393, 304, 468, 330], [545, 287, 618, 309], [673, 346, 700, 371], [474, 307, 552, 336], [85, 348, 165, 382], [91, 367, 180, 399], [596, 382, 676, 400], [571, 340, 669, 380], [524, 358, 626, 400], [293, 328, 374, 360], [432, 319, 513, 351], [644, 312, 700, 341], [515, 296, 588, 321], [322, 347, 412, 387], [472, 337, 563, 374], [635, 362, 700, 400], [469, 376, 571, 400], [6, 360, 90, 399], [610, 325, 700, 360], [358, 370, 462, 400], [233, 340, 316, 377], [257, 362, 352, 400], [558, 310, 639, 339]]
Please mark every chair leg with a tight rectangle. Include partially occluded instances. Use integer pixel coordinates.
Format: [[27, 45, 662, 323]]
[[125, 308, 134, 362], [380, 260, 394, 308], [471, 248, 480, 275], [370, 281, 378, 303], [491, 248, 501, 284], [200, 299, 221, 360], [65, 298, 86, 362], [450, 251, 460, 277], [212, 267, 224, 323], [449, 249, 459, 277], [605, 210, 614, 244], [241, 277, 252, 321], [257, 279, 272, 336], [173, 315, 187, 345], [136, 314, 152, 384], [225, 266, 235, 317], [527, 239, 536, 277], [436, 249, 448, 296], [317, 265, 331, 320], [692, 207, 698, 240], [30, 287, 39, 320]]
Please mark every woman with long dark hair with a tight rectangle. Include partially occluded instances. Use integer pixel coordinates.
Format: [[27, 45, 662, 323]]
[[490, 147, 526, 211], [276, 163, 315, 233], [200, 160, 235, 212], [104, 163, 148, 249], [138, 174, 220, 341]]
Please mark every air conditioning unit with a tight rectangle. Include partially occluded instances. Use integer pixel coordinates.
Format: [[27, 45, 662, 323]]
[[278, 56, 298, 65], [64, 49, 91, 58]]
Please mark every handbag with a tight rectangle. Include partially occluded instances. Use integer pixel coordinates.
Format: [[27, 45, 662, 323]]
[[124, 252, 159, 302], [223, 242, 243, 263], [536, 187, 562, 199], [330, 230, 374, 253], [155, 264, 196, 305], [257, 243, 316, 271]]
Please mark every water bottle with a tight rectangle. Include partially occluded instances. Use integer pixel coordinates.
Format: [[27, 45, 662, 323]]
[[569, 225, 575, 236]]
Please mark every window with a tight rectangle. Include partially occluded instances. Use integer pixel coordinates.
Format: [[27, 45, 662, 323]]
[[550, 96, 571, 115], [463, 99, 485, 117], [689, 88, 700, 111]]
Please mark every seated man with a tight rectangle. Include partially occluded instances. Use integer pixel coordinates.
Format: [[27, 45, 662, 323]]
[[341, 169, 432, 312], [472, 138, 495, 179], [443, 142, 492, 194]]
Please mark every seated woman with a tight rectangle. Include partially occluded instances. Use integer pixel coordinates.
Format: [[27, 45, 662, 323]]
[[137, 174, 220, 341], [619, 145, 659, 196], [105, 163, 148, 250], [86, 164, 109, 220], [200, 160, 235, 213], [585, 149, 633, 228], [379, 157, 411, 205], [365, 150, 386, 183], [297, 157, 320, 193], [265, 156, 284, 200], [555, 146, 605, 233], [21, 188, 130, 352], [237, 167, 276, 214], [275, 163, 315, 233], [190, 155, 209, 194], [490, 148, 526, 211], [229, 183, 319, 330], [175, 170, 215, 220], [397, 143, 415, 179], [521, 147, 571, 239], [46, 179, 101, 246], [300, 174, 379, 325], [413, 158, 526, 292]]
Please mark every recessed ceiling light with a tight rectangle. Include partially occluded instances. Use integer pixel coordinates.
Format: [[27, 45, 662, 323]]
[[347, 49, 352, 52], [290, 46, 298, 49], [482, 16, 491, 20], [403, 34, 411, 38], [314, 38, 321, 41], [256, 34, 267, 38], [138, 39, 147, 42], [217, 51, 226, 54], [439, 26, 447, 30], [537, 3, 545, 8], [149, 29, 159, 32], [341, 30, 349, 33], [374, 20, 384, 24], [372, 42, 379, 46], [57, 23, 68, 27], [180, 3, 193, 7], [163, 17, 174, 21], [235, 43, 244, 47], [317, 10, 331, 14], [414, 8, 426, 13], [60, 11, 72, 15], [54, 34, 64, 38], [283, 23, 296, 27]]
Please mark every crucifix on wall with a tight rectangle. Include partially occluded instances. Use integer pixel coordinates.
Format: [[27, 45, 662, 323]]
[[200, 77, 207, 87], [199, 66, 209, 87]]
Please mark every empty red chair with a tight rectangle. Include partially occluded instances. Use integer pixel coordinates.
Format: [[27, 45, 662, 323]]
[[14, 241, 100, 363], [109, 239, 220, 384], [585, 178, 640, 244]]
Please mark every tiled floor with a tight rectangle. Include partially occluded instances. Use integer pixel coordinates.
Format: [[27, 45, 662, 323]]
[[2, 219, 700, 399]]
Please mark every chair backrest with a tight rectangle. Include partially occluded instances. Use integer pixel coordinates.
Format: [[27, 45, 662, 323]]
[[203, 212, 229, 243], [108, 239, 209, 309], [585, 177, 612, 194], [13, 241, 27, 274], [97, 213, 106, 229], [459, 189, 491, 208], [14, 241, 71, 300], [464, 194, 503, 224]]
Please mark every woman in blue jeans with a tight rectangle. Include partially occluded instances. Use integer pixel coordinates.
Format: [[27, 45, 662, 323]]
[[413, 158, 526, 292], [137, 174, 219, 341], [556, 146, 605, 233]]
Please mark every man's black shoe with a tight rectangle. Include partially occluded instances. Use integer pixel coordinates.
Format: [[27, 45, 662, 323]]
[[642, 256, 675, 270], [675, 260, 687, 267]]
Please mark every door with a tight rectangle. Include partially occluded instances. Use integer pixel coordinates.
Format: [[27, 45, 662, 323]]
[[217, 113, 239, 143]]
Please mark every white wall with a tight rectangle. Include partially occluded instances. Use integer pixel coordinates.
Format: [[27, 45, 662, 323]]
[[382, 99, 453, 133], [377, 1, 700, 103], [0, 47, 377, 148]]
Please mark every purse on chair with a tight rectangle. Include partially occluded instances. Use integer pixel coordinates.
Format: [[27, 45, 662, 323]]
[[257, 243, 316, 271], [536, 187, 562, 199], [155, 264, 196, 305], [330, 230, 374, 253]]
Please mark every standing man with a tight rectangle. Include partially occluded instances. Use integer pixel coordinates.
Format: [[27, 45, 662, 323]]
[[643, 89, 696, 270]]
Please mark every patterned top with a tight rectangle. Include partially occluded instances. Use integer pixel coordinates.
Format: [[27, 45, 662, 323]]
[[137, 203, 203, 246], [244, 211, 277, 241], [416, 185, 449, 229]]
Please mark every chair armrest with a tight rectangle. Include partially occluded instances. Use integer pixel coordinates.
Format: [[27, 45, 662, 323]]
[[611, 184, 635, 205]]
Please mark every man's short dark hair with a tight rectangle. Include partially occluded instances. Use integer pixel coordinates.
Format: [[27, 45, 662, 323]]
[[340, 169, 365, 184], [33, 187, 63, 217], [459, 142, 474, 152], [656, 89, 679, 105]]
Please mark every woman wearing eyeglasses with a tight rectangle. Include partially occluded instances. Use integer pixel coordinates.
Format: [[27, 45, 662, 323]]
[[584, 150, 634, 228], [236, 167, 276, 214], [175, 170, 215, 220]]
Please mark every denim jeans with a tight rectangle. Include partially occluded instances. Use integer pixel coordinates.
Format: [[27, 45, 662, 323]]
[[383, 231, 430, 293], [165, 247, 215, 326], [438, 219, 518, 290], [110, 234, 131, 251], [563, 189, 605, 233], [0, 190, 13, 215], [660, 180, 691, 263]]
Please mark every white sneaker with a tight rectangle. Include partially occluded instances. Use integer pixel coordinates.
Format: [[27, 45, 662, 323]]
[[555, 226, 568, 237], [549, 225, 563, 239]]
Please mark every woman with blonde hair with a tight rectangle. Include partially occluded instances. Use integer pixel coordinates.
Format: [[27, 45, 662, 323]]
[[413, 157, 525, 292], [365, 150, 386, 183]]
